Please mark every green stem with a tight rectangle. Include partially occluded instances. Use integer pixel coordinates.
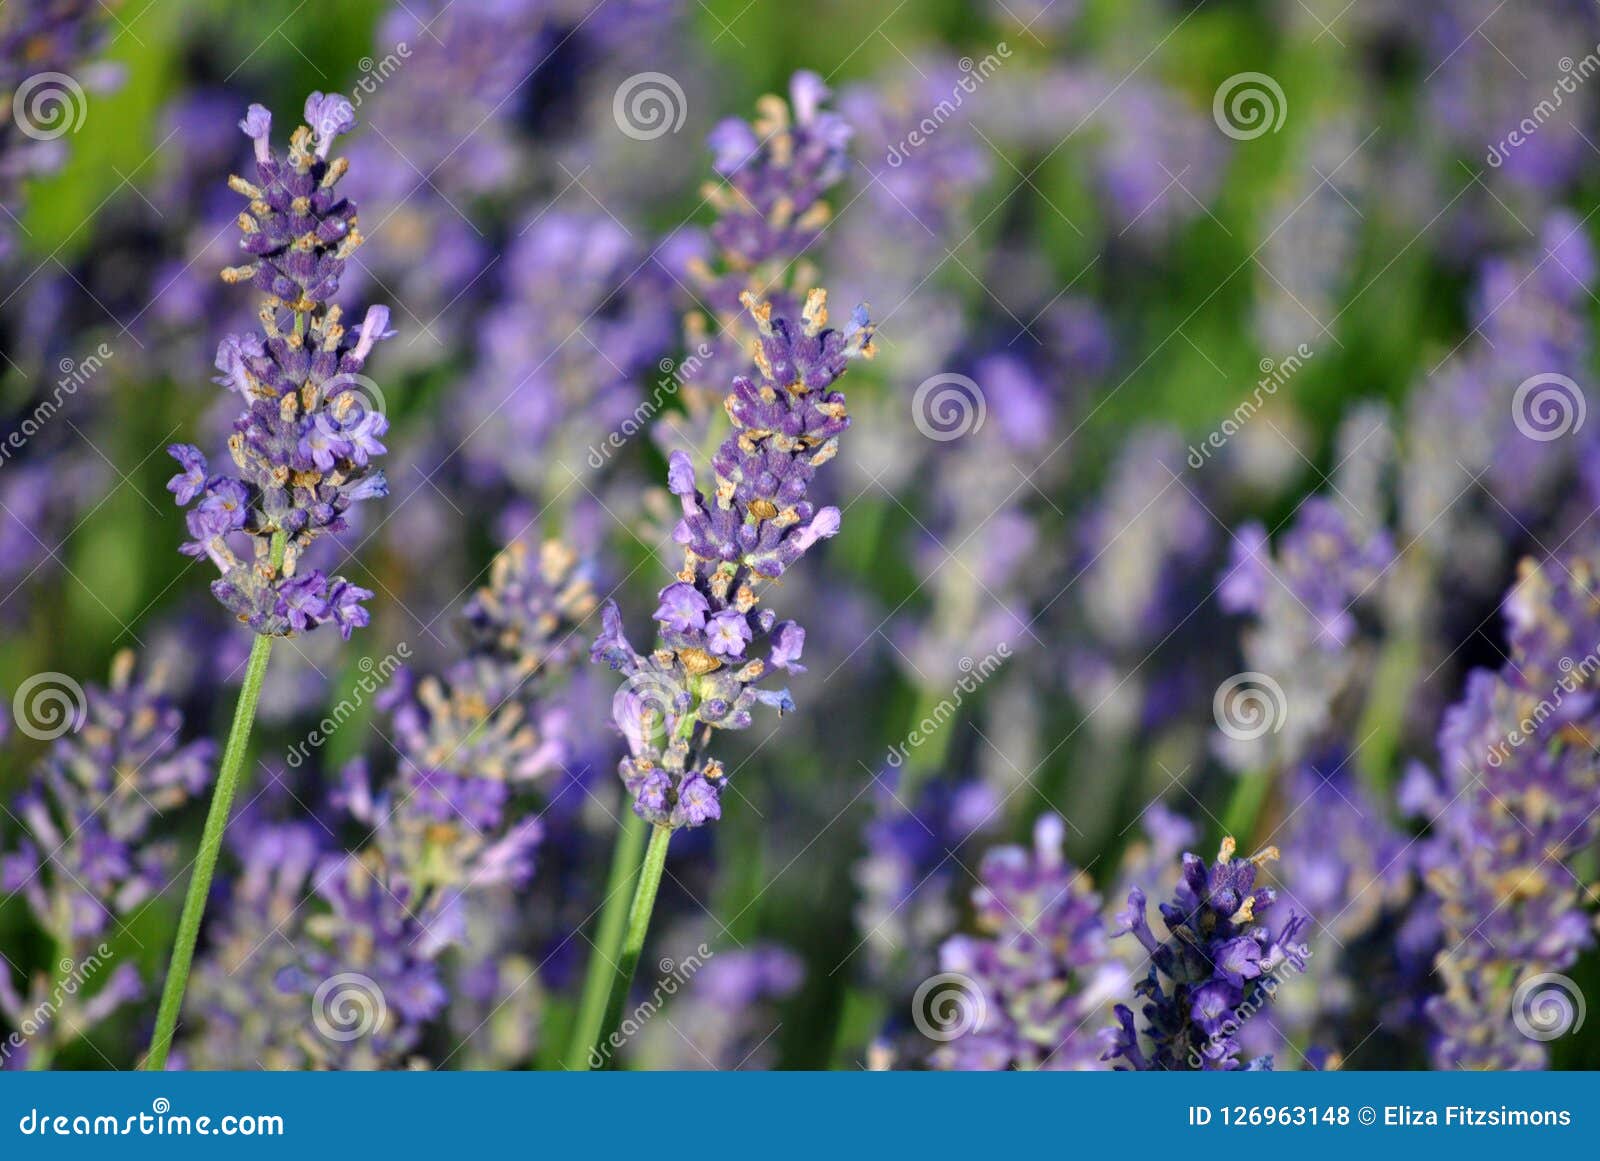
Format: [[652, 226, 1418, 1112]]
[[1221, 766, 1274, 844], [591, 824, 673, 1069], [563, 811, 649, 1070], [144, 631, 275, 1070]]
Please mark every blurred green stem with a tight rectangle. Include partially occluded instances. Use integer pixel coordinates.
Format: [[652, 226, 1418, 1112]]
[[144, 631, 274, 1070], [590, 823, 673, 1068], [1356, 628, 1423, 794], [1221, 765, 1273, 844], [563, 810, 648, 1070]]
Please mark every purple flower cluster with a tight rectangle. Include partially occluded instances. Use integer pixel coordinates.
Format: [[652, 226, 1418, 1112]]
[[854, 772, 998, 987], [0, 654, 212, 1062], [1219, 492, 1394, 768], [1407, 519, 1600, 1068], [1105, 838, 1310, 1071], [183, 816, 446, 1070], [934, 815, 1126, 1071], [594, 290, 874, 827], [664, 73, 853, 451], [344, 537, 598, 919], [1258, 754, 1429, 1066], [165, 94, 392, 639], [2, 654, 213, 943]]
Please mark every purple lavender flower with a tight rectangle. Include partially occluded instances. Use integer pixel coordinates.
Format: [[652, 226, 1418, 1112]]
[[1402, 213, 1595, 592], [594, 290, 874, 828], [0, 653, 212, 1062], [932, 815, 1127, 1071], [662, 73, 853, 455], [164, 95, 392, 638], [1408, 518, 1600, 1068], [1218, 492, 1393, 770], [338, 535, 598, 933], [1104, 838, 1310, 1071], [1256, 753, 1427, 1067], [183, 816, 446, 1070]]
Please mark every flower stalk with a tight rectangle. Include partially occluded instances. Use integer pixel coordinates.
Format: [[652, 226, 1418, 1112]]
[[144, 632, 274, 1070]]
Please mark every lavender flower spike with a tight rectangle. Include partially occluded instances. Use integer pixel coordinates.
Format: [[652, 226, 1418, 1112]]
[[165, 93, 392, 639], [1104, 838, 1311, 1071], [147, 93, 392, 1074], [593, 288, 874, 828]]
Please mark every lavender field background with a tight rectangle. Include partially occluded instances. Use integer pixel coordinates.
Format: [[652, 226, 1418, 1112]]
[[3, 0, 1600, 1072]]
